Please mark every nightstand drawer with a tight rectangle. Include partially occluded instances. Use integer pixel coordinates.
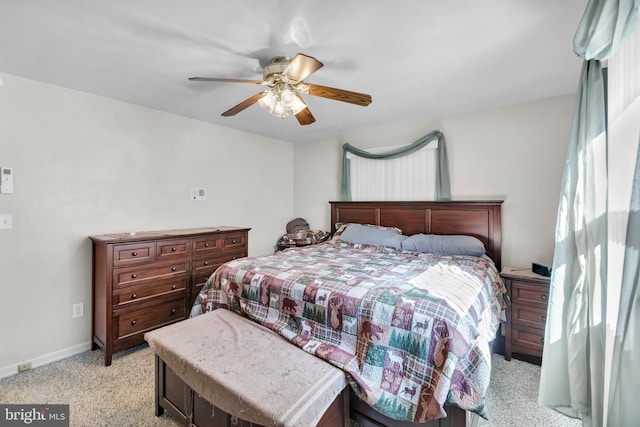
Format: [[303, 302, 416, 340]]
[[511, 304, 547, 330], [511, 325, 544, 355], [511, 281, 549, 308]]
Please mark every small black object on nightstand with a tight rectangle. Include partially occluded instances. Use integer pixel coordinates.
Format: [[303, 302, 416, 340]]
[[532, 262, 552, 277]]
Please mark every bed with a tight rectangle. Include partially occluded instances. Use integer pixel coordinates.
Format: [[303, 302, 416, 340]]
[[187, 200, 506, 426]]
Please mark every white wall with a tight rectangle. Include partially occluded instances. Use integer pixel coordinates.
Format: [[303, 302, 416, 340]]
[[293, 94, 576, 269], [0, 73, 294, 372], [0, 71, 576, 374]]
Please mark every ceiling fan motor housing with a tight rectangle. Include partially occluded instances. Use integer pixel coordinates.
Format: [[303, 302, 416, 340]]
[[263, 56, 291, 81]]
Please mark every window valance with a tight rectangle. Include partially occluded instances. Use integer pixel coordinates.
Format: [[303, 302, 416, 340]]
[[340, 129, 451, 201]]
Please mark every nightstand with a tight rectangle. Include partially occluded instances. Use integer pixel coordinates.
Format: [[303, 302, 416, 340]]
[[501, 266, 551, 361]]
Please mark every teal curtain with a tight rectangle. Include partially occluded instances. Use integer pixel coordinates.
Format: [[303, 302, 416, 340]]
[[538, 57, 608, 423], [538, 1, 639, 426], [340, 129, 450, 201], [607, 139, 640, 426]]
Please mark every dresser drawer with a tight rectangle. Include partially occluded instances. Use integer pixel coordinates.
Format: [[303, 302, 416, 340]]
[[222, 232, 247, 251], [191, 257, 221, 285], [116, 298, 186, 339], [193, 236, 222, 255], [113, 242, 155, 267], [192, 270, 216, 302], [225, 248, 246, 261], [511, 303, 547, 330], [193, 249, 245, 276], [157, 239, 190, 261], [192, 281, 208, 306], [511, 281, 549, 308], [113, 276, 188, 307], [113, 260, 189, 286]]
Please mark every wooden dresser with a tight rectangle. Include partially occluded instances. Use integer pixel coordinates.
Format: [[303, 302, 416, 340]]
[[501, 266, 551, 361], [90, 226, 250, 366]]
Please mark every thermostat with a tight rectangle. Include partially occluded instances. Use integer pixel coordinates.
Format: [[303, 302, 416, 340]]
[[0, 167, 13, 194]]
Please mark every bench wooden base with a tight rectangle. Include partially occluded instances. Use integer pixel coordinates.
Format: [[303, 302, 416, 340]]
[[155, 355, 349, 427], [155, 355, 476, 427]]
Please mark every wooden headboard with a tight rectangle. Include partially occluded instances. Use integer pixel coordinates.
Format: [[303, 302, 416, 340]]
[[330, 200, 503, 270]]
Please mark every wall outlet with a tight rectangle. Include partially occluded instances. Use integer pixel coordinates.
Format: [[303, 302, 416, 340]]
[[18, 361, 31, 372], [72, 302, 84, 318]]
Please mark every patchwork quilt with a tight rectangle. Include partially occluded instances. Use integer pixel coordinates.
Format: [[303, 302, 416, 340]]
[[194, 241, 507, 423]]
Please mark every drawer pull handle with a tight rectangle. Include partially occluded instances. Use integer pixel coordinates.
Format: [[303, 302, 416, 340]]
[[204, 243, 209, 247], [171, 308, 176, 314], [171, 247, 177, 252], [131, 320, 137, 326], [231, 240, 237, 244], [131, 294, 137, 299], [132, 252, 138, 257], [541, 295, 548, 301], [171, 285, 177, 290], [171, 267, 177, 272], [131, 274, 137, 279], [204, 261, 209, 266]]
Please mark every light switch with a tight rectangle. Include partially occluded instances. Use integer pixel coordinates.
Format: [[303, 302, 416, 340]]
[[191, 187, 206, 200], [0, 214, 12, 229]]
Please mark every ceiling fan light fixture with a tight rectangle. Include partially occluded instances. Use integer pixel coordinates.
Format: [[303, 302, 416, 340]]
[[258, 90, 288, 118], [281, 88, 307, 114], [258, 84, 307, 118]]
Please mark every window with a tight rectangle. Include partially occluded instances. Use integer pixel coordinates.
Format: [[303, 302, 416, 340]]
[[341, 130, 449, 201], [347, 141, 438, 201]]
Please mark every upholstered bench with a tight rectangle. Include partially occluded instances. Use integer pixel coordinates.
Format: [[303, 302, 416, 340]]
[[145, 309, 349, 427]]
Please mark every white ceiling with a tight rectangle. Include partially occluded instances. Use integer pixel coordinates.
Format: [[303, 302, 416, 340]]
[[0, 0, 586, 143]]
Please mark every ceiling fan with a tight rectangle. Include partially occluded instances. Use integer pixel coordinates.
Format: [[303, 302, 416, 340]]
[[189, 53, 372, 126]]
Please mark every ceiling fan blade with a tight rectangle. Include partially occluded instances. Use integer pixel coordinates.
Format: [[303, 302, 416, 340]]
[[295, 107, 316, 125], [221, 92, 266, 116], [189, 77, 263, 84], [283, 53, 324, 82], [305, 84, 372, 106]]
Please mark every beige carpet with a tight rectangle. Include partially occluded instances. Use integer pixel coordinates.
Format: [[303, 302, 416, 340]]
[[0, 344, 179, 427], [478, 355, 581, 427], [0, 344, 580, 427]]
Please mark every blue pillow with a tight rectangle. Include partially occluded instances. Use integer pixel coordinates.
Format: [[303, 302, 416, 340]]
[[401, 234, 485, 256], [340, 224, 407, 249]]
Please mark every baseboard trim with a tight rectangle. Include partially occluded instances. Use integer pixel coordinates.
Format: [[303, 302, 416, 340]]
[[0, 341, 93, 379]]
